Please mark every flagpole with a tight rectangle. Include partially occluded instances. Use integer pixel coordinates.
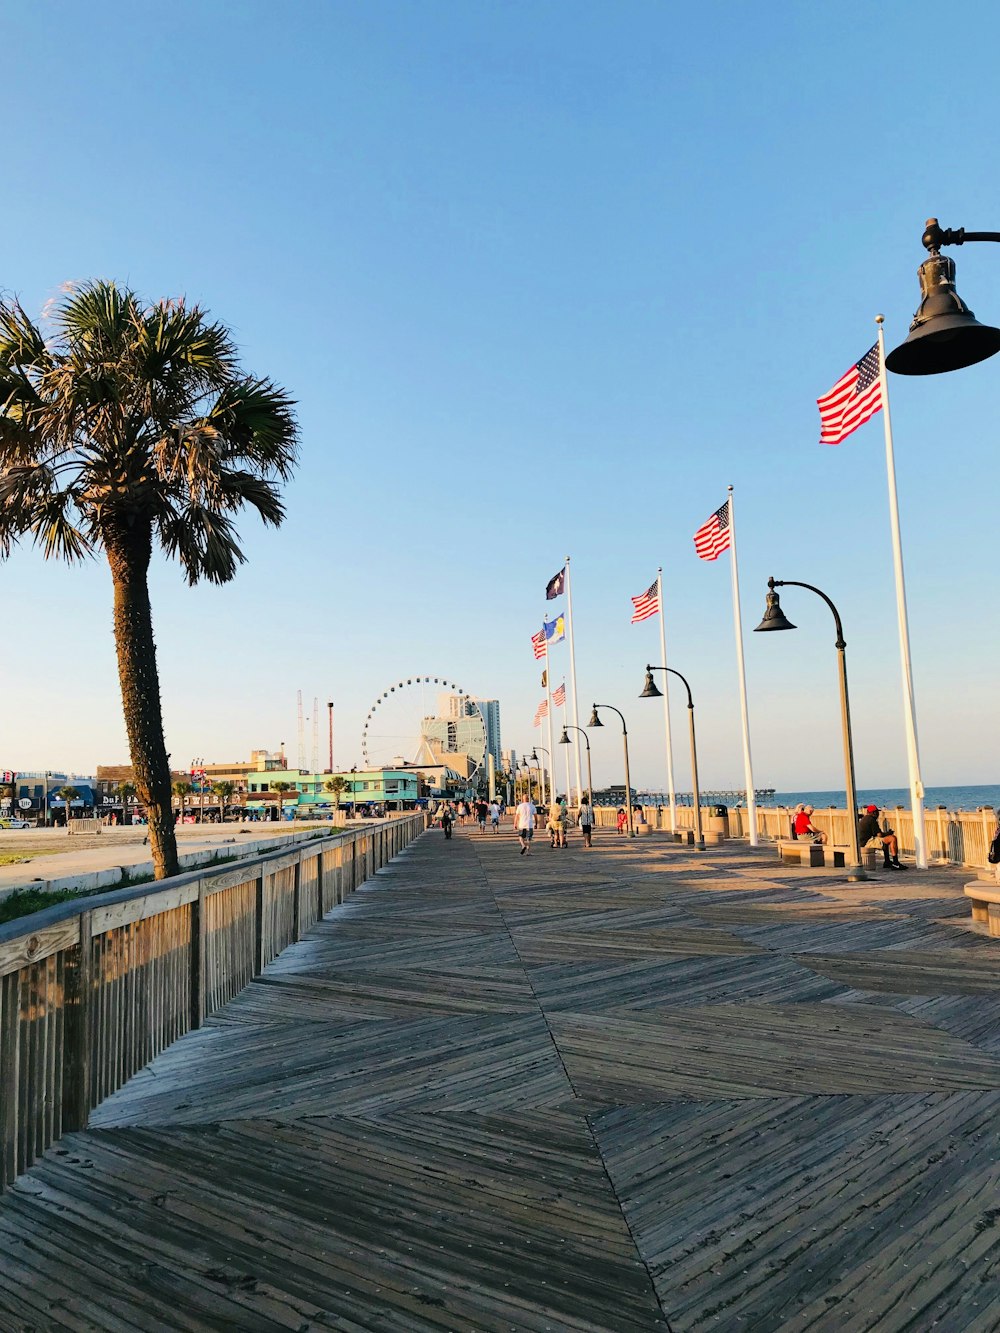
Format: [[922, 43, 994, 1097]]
[[656, 568, 678, 833], [562, 677, 572, 801], [543, 628, 554, 805], [564, 557, 583, 802], [726, 486, 758, 848], [876, 315, 927, 869]]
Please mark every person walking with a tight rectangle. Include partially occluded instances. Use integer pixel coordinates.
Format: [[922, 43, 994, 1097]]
[[547, 801, 567, 849], [476, 799, 488, 833], [514, 795, 537, 855], [441, 805, 453, 840], [577, 795, 594, 849], [489, 800, 501, 832]]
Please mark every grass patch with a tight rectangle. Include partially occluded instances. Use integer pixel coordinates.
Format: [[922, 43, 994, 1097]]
[[0, 846, 270, 927], [0, 886, 83, 924]]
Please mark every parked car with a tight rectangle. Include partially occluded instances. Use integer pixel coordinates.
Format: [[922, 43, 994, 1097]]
[[0, 816, 31, 829]]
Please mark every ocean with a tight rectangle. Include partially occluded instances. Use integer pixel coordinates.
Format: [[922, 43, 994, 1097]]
[[764, 784, 1000, 811], [636, 784, 1000, 811]]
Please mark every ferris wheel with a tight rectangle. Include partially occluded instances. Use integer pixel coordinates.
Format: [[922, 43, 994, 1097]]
[[361, 675, 488, 777]]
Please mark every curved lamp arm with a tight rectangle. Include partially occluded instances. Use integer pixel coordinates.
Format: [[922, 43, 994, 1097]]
[[593, 703, 627, 735], [769, 577, 845, 649], [922, 219, 1000, 253], [561, 724, 591, 750], [646, 664, 693, 710]]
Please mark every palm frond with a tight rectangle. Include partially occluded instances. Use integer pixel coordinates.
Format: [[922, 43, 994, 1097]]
[[201, 377, 299, 477], [158, 502, 246, 585]]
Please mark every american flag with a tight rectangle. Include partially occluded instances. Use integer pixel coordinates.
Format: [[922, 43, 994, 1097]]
[[817, 343, 882, 445], [531, 629, 546, 660], [694, 501, 731, 561], [553, 683, 566, 707], [630, 580, 660, 624], [533, 699, 549, 727]]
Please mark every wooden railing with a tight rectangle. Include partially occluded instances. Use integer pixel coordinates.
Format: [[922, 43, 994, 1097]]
[[593, 802, 999, 871], [0, 814, 425, 1192]]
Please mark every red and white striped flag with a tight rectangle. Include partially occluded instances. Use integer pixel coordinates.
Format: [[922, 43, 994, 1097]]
[[531, 629, 546, 660], [630, 580, 659, 624], [817, 344, 882, 445], [553, 683, 566, 707], [533, 698, 549, 727], [694, 501, 731, 561]]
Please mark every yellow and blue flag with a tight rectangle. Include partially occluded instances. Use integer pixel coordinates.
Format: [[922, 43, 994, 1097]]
[[544, 614, 566, 645]]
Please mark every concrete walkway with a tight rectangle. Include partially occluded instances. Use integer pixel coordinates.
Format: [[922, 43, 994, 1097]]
[[3, 826, 1000, 1330]]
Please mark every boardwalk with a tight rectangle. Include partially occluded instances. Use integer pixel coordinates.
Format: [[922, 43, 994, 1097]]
[[4, 825, 1000, 1330]]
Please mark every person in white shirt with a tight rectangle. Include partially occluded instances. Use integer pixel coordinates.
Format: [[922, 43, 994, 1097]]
[[514, 799, 537, 855], [489, 801, 501, 832]]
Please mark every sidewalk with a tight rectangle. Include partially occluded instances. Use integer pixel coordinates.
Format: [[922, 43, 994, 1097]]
[[3, 825, 1000, 1329]]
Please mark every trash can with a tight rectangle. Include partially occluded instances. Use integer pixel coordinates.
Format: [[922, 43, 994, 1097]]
[[704, 803, 729, 845]]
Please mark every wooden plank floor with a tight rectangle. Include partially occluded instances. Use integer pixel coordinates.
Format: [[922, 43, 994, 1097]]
[[4, 827, 1000, 1330]]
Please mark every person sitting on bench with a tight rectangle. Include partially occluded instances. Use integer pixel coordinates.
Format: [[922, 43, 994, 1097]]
[[793, 805, 826, 844], [858, 804, 907, 870]]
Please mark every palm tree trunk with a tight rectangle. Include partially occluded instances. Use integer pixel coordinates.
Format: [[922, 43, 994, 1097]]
[[105, 523, 179, 880]]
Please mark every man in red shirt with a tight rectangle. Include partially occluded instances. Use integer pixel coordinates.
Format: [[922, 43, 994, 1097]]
[[793, 805, 826, 844]]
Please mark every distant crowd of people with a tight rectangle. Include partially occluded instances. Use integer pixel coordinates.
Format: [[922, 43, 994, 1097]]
[[432, 793, 615, 855]]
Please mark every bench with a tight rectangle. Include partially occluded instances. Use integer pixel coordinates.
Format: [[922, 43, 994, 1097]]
[[777, 839, 848, 868], [964, 881, 1000, 936]]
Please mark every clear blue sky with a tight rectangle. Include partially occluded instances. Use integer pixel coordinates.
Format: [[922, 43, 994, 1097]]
[[4, 0, 1000, 794]]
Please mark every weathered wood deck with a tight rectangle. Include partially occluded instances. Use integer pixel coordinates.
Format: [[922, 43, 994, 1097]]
[[4, 826, 1000, 1330]]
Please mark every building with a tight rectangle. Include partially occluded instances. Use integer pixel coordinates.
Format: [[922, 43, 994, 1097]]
[[9, 771, 98, 822], [474, 699, 502, 770], [244, 768, 420, 815], [417, 694, 490, 775]]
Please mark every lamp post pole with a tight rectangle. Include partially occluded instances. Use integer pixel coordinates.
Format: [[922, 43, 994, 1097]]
[[755, 578, 866, 878], [558, 725, 594, 810], [532, 746, 550, 807], [641, 667, 704, 850], [327, 701, 334, 772], [588, 704, 633, 836]]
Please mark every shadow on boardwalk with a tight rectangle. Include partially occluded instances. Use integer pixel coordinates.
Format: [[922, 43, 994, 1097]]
[[4, 826, 1000, 1330]]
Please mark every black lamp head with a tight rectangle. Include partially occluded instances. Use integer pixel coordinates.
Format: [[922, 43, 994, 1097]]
[[530, 748, 539, 761], [587, 705, 603, 727], [887, 226, 1000, 375], [558, 728, 571, 745], [639, 669, 662, 699], [755, 583, 796, 633]]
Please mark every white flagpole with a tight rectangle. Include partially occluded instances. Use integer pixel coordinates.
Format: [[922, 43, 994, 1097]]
[[564, 557, 583, 802], [562, 677, 572, 800], [876, 315, 927, 869], [726, 486, 759, 848], [543, 628, 555, 805], [656, 568, 678, 833]]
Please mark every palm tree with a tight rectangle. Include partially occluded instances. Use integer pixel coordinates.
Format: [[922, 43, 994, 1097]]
[[115, 780, 136, 825], [0, 282, 298, 879], [172, 779, 192, 825], [272, 781, 295, 820], [212, 780, 235, 821], [57, 784, 80, 826], [324, 776, 348, 812]]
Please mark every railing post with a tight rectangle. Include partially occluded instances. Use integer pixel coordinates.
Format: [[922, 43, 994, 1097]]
[[292, 858, 302, 943], [62, 909, 93, 1133], [190, 882, 207, 1031], [254, 871, 266, 973]]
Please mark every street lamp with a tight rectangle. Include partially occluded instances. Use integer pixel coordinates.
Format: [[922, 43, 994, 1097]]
[[587, 704, 634, 836], [639, 666, 704, 850], [754, 577, 866, 879], [531, 746, 550, 805], [558, 725, 594, 810], [886, 218, 1000, 376]]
